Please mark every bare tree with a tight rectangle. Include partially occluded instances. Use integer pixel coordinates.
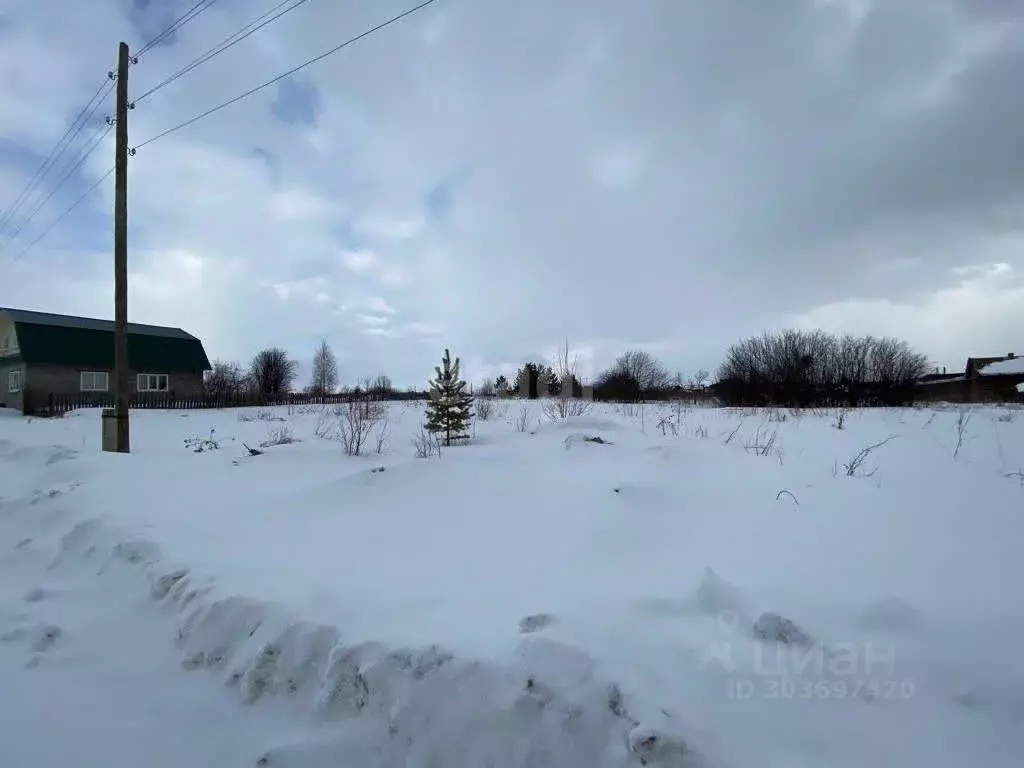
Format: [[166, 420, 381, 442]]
[[690, 368, 710, 389], [369, 373, 393, 397], [544, 337, 592, 420], [249, 347, 299, 398], [204, 360, 245, 399], [717, 329, 928, 407], [596, 348, 670, 401], [310, 339, 339, 394]]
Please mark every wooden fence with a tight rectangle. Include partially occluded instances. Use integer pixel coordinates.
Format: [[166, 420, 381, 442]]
[[23, 388, 427, 417]]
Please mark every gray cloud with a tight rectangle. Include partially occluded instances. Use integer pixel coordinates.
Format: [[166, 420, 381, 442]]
[[2, 0, 1023, 386]]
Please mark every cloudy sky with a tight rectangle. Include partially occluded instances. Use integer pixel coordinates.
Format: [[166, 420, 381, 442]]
[[2, 0, 1023, 388]]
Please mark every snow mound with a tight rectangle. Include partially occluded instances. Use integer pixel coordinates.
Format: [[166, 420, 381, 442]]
[[50, 518, 694, 767], [752, 611, 812, 646]]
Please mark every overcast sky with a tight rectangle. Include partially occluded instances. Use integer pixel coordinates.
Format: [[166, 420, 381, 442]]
[[2, 0, 1023, 387]]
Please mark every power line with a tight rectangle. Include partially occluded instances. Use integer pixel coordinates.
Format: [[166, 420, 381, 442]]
[[133, 0, 438, 152], [136, 0, 222, 60], [135, 0, 315, 105], [3, 124, 113, 248], [0, 78, 113, 234], [11, 168, 114, 264]]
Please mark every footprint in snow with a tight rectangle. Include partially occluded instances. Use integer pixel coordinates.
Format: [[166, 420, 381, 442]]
[[29, 623, 63, 653], [23, 586, 46, 603]]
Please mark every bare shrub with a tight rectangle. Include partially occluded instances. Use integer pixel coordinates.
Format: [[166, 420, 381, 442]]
[[744, 424, 778, 456], [374, 411, 389, 455], [619, 402, 641, 418], [843, 436, 899, 477], [694, 425, 709, 439], [476, 397, 495, 421], [260, 424, 297, 448], [723, 422, 744, 445], [542, 338, 593, 421], [514, 406, 530, 433], [204, 360, 245, 400], [832, 409, 848, 430], [672, 399, 687, 427], [656, 416, 678, 436], [313, 407, 334, 439], [717, 330, 929, 407], [184, 428, 228, 453], [954, 409, 972, 460], [337, 398, 386, 456], [996, 411, 1016, 423], [411, 426, 441, 458], [542, 396, 592, 421]]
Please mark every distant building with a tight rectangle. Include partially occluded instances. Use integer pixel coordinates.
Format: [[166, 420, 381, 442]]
[[916, 353, 1023, 403], [0, 307, 211, 414]]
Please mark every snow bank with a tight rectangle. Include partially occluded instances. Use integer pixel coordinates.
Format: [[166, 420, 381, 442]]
[[40, 517, 682, 767], [3, 401, 1024, 766]]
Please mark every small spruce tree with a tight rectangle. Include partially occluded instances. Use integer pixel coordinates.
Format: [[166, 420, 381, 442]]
[[425, 348, 474, 446]]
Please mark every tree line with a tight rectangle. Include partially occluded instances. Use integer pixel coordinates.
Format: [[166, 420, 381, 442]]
[[203, 341, 414, 401], [487, 347, 710, 403], [487, 330, 929, 407], [204, 327, 932, 409], [715, 330, 930, 407]]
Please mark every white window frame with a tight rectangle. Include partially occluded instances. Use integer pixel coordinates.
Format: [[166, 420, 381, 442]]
[[80, 371, 109, 392], [137, 373, 169, 392], [8, 369, 23, 393]]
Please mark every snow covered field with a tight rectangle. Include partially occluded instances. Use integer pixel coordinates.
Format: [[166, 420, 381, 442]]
[[1, 400, 1023, 767]]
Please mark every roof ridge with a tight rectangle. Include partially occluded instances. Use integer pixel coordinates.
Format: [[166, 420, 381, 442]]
[[1, 307, 197, 340]]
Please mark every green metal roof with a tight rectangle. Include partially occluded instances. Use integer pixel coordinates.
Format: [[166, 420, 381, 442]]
[[1, 308, 211, 372]]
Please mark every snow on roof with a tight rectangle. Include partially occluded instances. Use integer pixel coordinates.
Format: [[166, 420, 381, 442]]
[[979, 357, 1024, 376], [918, 375, 966, 385]]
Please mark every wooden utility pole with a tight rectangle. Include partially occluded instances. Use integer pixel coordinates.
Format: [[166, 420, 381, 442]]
[[113, 41, 130, 452]]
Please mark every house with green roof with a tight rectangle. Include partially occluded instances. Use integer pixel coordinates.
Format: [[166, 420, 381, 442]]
[[0, 307, 211, 414]]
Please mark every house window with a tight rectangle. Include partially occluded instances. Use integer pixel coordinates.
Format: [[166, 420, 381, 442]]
[[8, 370, 22, 393], [80, 371, 109, 392], [137, 373, 169, 392]]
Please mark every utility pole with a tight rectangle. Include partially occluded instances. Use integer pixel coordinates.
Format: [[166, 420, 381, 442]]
[[113, 41, 130, 452]]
